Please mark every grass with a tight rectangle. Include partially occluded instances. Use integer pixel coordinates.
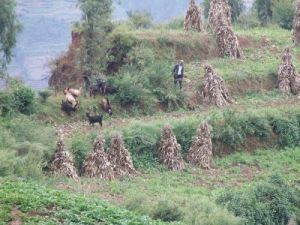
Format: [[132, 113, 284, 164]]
[[0, 179, 168, 225], [41, 147, 300, 225]]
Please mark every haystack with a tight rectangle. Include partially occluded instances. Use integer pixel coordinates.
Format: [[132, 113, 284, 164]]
[[293, 0, 300, 44], [81, 136, 114, 180], [159, 125, 185, 171], [277, 47, 300, 95], [187, 122, 213, 169], [215, 15, 243, 58], [50, 137, 79, 180], [201, 64, 233, 107], [184, 0, 202, 32], [107, 134, 137, 177], [208, 0, 231, 30]]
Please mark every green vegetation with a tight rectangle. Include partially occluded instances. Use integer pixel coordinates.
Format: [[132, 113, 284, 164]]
[[0, 0, 20, 71], [0, 179, 165, 225]]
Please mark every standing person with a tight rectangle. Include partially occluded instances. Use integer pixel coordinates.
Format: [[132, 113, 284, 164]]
[[172, 60, 184, 89]]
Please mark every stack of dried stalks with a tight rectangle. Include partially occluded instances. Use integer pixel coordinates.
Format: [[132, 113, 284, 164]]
[[50, 137, 79, 180], [159, 125, 185, 171], [107, 134, 137, 177], [208, 0, 231, 30], [201, 64, 233, 107], [184, 0, 203, 32], [277, 47, 300, 96], [187, 122, 213, 169], [81, 136, 114, 180], [293, 0, 300, 44], [208, 0, 243, 58]]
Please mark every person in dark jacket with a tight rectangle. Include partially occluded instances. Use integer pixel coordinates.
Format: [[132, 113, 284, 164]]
[[172, 60, 184, 89]]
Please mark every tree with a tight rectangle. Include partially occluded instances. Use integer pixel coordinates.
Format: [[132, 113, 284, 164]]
[[272, 0, 294, 30], [203, 0, 244, 23], [254, 0, 273, 25], [0, 0, 21, 72], [77, 0, 113, 76]]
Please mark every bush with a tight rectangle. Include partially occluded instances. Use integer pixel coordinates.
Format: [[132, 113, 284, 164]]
[[217, 175, 300, 225], [12, 85, 36, 115], [236, 12, 261, 29], [272, 0, 294, 30], [166, 17, 184, 30], [127, 11, 153, 29], [152, 200, 183, 222], [38, 90, 52, 103], [271, 117, 300, 148], [70, 134, 91, 170], [0, 91, 15, 116]]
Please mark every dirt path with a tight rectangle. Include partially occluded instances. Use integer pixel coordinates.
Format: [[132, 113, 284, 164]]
[[10, 207, 22, 225]]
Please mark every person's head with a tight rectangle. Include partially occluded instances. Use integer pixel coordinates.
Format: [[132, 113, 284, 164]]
[[179, 60, 184, 65]]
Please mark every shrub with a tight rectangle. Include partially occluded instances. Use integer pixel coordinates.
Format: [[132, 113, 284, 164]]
[[70, 135, 91, 170], [152, 200, 183, 222], [272, 0, 294, 30], [127, 11, 153, 29], [236, 12, 261, 29], [38, 90, 52, 103], [270, 117, 300, 148], [114, 73, 152, 107], [12, 85, 36, 115], [0, 91, 15, 116], [217, 175, 300, 225], [166, 17, 184, 30]]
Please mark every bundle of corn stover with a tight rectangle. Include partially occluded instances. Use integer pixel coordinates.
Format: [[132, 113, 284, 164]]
[[208, 0, 243, 58], [50, 137, 79, 180], [107, 134, 137, 177], [293, 0, 300, 44], [278, 47, 300, 96], [184, 0, 203, 32], [159, 125, 185, 171], [81, 136, 115, 180], [187, 122, 214, 169], [201, 64, 234, 107]]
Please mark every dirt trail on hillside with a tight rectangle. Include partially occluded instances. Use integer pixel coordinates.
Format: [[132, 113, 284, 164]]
[[10, 207, 22, 225]]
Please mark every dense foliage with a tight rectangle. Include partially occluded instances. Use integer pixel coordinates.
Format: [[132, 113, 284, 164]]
[[0, 0, 20, 71], [272, 0, 294, 30], [217, 175, 300, 224], [254, 0, 273, 25]]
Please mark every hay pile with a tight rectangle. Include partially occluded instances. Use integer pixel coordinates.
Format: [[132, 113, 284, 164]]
[[187, 122, 213, 169], [107, 134, 137, 177], [208, 0, 231, 30], [277, 47, 300, 95], [184, 0, 202, 32], [293, 0, 300, 44], [50, 137, 79, 180], [201, 64, 233, 107], [81, 136, 114, 180], [208, 0, 243, 58], [159, 125, 185, 171]]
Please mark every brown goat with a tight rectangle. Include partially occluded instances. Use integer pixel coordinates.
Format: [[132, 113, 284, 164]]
[[100, 98, 113, 116]]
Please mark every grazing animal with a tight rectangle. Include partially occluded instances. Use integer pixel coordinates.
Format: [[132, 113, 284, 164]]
[[86, 112, 103, 127], [89, 79, 118, 97], [89, 84, 102, 97], [66, 87, 82, 98], [64, 89, 78, 107], [61, 101, 78, 116], [100, 97, 113, 116]]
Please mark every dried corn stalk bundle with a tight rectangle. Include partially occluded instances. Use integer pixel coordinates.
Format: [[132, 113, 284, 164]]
[[184, 0, 203, 32], [277, 47, 300, 95], [208, 0, 231, 31], [187, 122, 213, 169], [50, 137, 79, 180], [107, 134, 137, 177], [215, 15, 243, 58], [201, 64, 233, 107], [159, 125, 185, 171], [293, 0, 300, 44], [81, 136, 114, 180]]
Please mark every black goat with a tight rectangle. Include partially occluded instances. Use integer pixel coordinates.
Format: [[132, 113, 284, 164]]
[[61, 101, 78, 116], [86, 112, 103, 127]]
